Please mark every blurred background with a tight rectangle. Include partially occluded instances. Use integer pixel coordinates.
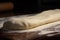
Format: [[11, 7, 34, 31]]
[[0, 0, 60, 17]]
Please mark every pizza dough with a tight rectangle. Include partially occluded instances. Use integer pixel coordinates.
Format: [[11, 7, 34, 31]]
[[2, 9, 60, 30]]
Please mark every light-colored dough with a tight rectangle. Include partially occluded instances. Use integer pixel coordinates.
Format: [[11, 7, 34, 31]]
[[2, 9, 60, 30]]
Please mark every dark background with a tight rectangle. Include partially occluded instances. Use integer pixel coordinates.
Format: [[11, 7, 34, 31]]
[[0, 0, 60, 15], [14, 0, 60, 13]]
